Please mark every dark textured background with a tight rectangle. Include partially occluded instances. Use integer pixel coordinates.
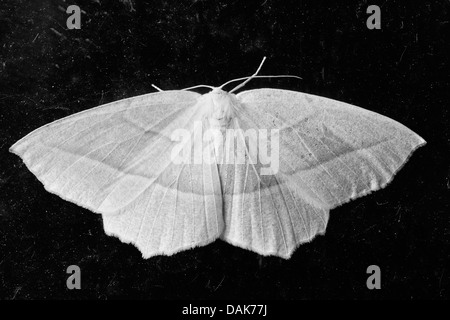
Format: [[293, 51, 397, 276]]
[[0, 0, 448, 300]]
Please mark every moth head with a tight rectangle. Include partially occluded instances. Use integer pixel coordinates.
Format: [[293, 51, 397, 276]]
[[200, 88, 238, 129]]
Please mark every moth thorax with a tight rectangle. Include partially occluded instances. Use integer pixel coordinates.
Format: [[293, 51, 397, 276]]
[[204, 89, 237, 129]]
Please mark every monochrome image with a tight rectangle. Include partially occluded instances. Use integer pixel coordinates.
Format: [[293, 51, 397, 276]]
[[0, 0, 448, 306]]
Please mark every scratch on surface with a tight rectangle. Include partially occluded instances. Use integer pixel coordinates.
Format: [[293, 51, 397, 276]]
[[213, 275, 225, 292], [439, 268, 445, 288], [50, 28, 66, 40], [107, 273, 117, 288], [120, 0, 136, 12], [398, 46, 408, 65], [189, 274, 199, 284], [11, 286, 22, 300], [0, 253, 11, 267], [395, 206, 402, 222], [32, 33, 40, 43], [352, 224, 377, 239]]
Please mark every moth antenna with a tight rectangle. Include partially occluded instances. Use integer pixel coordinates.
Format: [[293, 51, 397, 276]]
[[181, 84, 216, 91], [221, 75, 302, 91], [220, 57, 302, 93], [151, 84, 164, 92], [227, 57, 267, 93]]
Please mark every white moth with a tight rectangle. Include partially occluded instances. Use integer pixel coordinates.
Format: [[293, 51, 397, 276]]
[[10, 58, 426, 259]]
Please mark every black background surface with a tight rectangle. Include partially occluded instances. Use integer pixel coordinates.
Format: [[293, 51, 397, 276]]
[[0, 0, 448, 300]]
